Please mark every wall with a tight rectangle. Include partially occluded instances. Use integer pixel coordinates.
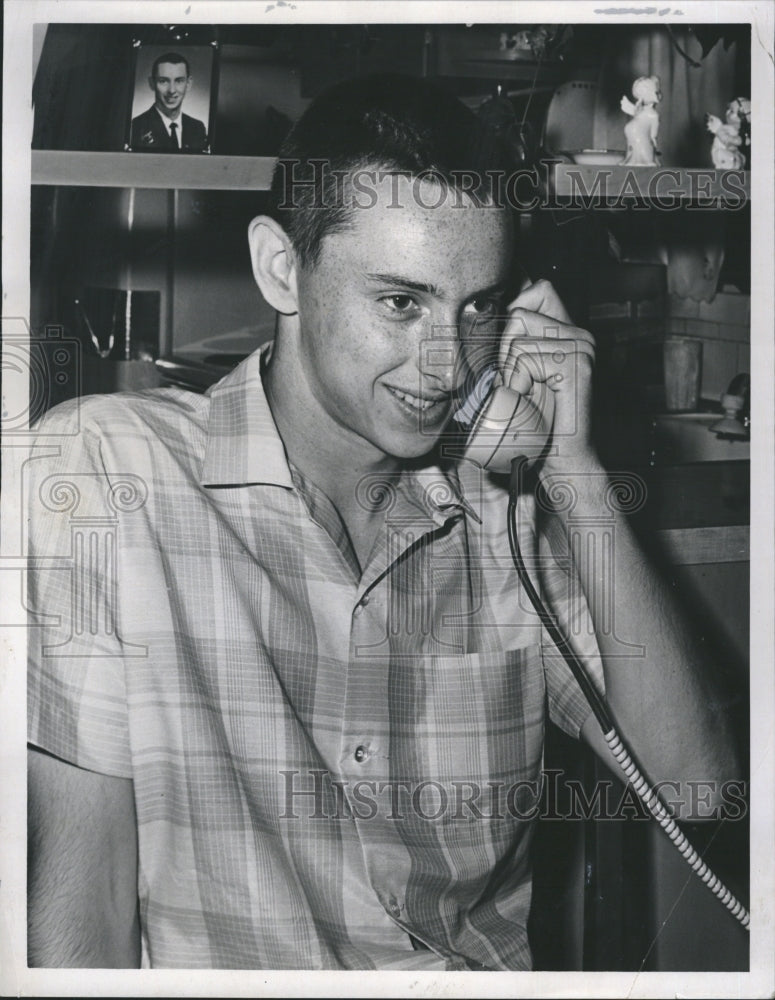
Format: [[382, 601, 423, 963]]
[[172, 189, 275, 355], [667, 288, 750, 400]]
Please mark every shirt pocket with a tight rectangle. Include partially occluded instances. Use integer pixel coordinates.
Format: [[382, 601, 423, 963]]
[[389, 644, 546, 788]]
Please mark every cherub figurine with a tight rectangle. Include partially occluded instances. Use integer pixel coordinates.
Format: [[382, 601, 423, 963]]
[[619, 75, 661, 167], [706, 97, 751, 170]]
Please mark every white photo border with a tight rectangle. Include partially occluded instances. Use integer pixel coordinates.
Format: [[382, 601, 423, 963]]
[[3, 2, 773, 997]]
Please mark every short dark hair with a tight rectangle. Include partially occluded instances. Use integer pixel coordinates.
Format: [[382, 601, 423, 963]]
[[151, 52, 191, 79], [268, 74, 509, 268]]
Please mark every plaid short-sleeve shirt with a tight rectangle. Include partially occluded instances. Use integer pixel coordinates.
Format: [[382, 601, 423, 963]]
[[27, 347, 603, 970]]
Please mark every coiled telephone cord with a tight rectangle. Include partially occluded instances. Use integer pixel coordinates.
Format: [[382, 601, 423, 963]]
[[507, 459, 749, 930]]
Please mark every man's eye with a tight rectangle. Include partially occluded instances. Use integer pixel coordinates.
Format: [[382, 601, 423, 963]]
[[381, 295, 419, 314], [463, 298, 500, 318]]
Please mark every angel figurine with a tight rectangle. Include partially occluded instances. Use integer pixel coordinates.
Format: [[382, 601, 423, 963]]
[[706, 97, 751, 170], [619, 75, 661, 166]]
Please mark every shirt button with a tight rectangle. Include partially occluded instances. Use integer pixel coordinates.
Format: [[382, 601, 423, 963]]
[[388, 895, 402, 918], [353, 745, 368, 763], [353, 594, 370, 616]]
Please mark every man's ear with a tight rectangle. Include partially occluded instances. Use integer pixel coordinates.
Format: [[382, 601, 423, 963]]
[[147, 75, 155, 92], [248, 216, 299, 315]]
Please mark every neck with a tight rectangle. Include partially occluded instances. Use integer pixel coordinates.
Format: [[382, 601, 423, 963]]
[[157, 104, 181, 121]]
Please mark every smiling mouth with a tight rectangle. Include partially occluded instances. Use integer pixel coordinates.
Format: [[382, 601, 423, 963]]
[[386, 385, 450, 414]]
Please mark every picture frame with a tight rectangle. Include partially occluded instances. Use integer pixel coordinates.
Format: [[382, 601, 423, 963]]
[[124, 39, 218, 153]]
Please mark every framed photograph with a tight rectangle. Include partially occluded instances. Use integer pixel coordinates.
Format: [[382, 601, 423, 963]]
[[125, 40, 218, 153]]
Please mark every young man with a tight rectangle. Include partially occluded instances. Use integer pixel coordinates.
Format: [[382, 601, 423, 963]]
[[28, 75, 739, 970], [130, 51, 208, 152]]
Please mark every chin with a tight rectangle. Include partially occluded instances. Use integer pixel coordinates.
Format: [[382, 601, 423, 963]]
[[378, 432, 441, 462]]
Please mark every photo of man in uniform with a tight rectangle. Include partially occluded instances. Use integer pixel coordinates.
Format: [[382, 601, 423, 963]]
[[130, 51, 208, 152]]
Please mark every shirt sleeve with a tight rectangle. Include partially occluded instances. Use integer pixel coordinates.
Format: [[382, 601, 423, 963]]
[[27, 400, 133, 778], [537, 507, 606, 740]]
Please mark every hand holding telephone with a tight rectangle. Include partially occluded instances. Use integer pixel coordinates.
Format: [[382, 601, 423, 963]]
[[458, 279, 595, 475], [461, 346, 556, 474]]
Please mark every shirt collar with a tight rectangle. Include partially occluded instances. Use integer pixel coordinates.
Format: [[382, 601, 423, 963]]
[[401, 464, 480, 525], [155, 106, 182, 133], [199, 343, 477, 522], [200, 344, 294, 489]]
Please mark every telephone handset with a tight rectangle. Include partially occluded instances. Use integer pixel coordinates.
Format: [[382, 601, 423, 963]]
[[459, 350, 555, 474]]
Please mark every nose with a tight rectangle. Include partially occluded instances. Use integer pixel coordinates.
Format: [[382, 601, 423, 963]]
[[418, 321, 464, 393]]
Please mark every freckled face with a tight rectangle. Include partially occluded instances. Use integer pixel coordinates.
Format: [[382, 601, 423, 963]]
[[293, 175, 513, 462]]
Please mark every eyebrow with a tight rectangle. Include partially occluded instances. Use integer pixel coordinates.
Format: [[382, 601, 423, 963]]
[[365, 272, 439, 296], [365, 272, 508, 300]]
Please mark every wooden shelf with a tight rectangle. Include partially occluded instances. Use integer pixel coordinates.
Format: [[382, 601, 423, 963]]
[[550, 163, 750, 205], [31, 152, 752, 208], [32, 150, 277, 190]]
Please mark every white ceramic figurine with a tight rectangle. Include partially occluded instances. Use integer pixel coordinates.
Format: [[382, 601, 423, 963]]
[[706, 97, 751, 170], [620, 75, 661, 166]]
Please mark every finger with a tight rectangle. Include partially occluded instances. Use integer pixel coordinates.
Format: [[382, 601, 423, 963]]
[[498, 312, 565, 370], [502, 340, 534, 395], [500, 339, 595, 393], [502, 303, 596, 343], [504, 305, 596, 346], [498, 325, 595, 372], [502, 345, 552, 395], [503, 339, 596, 365], [507, 279, 574, 324]]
